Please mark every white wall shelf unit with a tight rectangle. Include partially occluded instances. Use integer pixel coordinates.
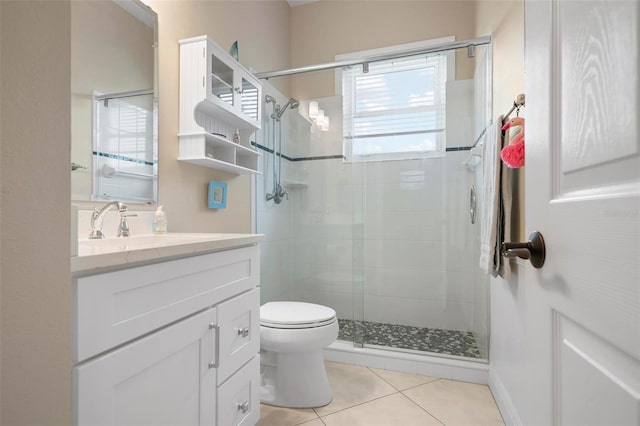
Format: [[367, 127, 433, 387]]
[[194, 100, 259, 132], [178, 132, 261, 175], [179, 35, 262, 175]]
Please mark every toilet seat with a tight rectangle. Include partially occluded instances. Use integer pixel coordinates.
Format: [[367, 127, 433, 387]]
[[260, 301, 337, 329]]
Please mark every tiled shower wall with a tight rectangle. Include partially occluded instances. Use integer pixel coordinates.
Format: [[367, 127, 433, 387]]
[[291, 153, 478, 332], [256, 83, 296, 305], [258, 79, 489, 354], [289, 80, 483, 334]]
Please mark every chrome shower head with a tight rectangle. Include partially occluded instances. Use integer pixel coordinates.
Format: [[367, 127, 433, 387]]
[[288, 99, 300, 110], [272, 98, 299, 120]]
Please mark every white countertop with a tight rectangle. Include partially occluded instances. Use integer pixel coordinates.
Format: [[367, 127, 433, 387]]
[[72, 233, 264, 274]]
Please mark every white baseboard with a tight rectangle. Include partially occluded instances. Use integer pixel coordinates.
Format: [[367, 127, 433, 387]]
[[488, 368, 522, 426], [324, 341, 489, 385]]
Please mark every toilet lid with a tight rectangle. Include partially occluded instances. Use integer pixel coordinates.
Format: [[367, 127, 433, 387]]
[[260, 302, 337, 329]]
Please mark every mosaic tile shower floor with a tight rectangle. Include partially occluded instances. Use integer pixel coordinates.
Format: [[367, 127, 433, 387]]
[[337, 319, 482, 359]]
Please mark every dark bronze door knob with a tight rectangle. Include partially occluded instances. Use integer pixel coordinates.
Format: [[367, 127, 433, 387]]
[[501, 231, 546, 268]]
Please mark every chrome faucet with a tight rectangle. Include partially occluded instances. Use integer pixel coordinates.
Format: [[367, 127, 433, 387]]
[[88, 201, 133, 239]]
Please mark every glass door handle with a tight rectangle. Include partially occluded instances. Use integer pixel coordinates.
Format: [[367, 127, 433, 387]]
[[469, 185, 476, 224]]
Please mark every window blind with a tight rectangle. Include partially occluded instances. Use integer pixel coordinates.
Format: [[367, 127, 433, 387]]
[[343, 53, 447, 161]]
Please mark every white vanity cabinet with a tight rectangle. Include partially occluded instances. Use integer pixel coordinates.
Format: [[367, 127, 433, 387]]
[[73, 245, 261, 426], [178, 36, 262, 175]]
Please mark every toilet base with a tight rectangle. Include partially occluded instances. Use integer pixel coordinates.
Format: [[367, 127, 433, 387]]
[[260, 350, 332, 408]]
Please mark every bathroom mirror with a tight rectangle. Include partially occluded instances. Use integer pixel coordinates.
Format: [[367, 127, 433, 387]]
[[71, 0, 158, 204]]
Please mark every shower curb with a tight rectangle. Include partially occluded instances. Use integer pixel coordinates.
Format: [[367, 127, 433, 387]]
[[323, 341, 489, 385]]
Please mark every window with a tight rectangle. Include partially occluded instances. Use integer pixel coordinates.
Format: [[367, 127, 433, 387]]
[[342, 49, 449, 162]]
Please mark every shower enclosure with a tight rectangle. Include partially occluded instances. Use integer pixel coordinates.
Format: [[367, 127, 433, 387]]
[[256, 41, 491, 363]]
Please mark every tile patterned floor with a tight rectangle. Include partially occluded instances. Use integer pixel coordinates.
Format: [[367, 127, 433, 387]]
[[337, 319, 482, 359], [257, 361, 504, 426]]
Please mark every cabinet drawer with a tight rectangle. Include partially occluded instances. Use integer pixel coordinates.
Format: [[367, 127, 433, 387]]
[[217, 355, 260, 426], [75, 245, 259, 362], [217, 288, 260, 383]]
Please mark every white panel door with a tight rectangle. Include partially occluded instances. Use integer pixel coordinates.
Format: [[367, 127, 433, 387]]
[[74, 308, 217, 426], [525, 0, 639, 425]]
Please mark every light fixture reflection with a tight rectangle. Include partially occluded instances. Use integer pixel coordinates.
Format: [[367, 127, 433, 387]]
[[309, 101, 318, 119], [308, 101, 329, 131], [321, 116, 329, 131]]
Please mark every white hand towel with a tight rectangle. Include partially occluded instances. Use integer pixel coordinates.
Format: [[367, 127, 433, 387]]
[[479, 117, 503, 273]]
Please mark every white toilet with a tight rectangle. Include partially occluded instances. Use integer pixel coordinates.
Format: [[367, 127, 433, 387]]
[[259, 301, 339, 408]]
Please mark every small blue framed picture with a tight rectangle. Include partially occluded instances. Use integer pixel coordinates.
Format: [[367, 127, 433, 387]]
[[208, 181, 227, 209]]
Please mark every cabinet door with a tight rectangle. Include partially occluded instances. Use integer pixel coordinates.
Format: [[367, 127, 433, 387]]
[[207, 42, 236, 109], [74, 308, 217, 426], [238, 70, 261, 124]]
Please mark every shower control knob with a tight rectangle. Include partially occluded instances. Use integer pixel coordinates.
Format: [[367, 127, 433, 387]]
[[501, 231, 546, 268]]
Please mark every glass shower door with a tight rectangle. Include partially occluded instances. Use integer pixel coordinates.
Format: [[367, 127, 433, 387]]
[[351, 164, 365, 348], [347, 46, 491, 361], [355, 156, 485, 359]]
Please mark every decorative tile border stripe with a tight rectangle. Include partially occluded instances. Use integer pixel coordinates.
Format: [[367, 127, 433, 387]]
[[93, 151, 156, 166], [337, 318, 482, 359], [252, 142, 345, 162], [251, 142, 473, 161], [251, 142, 296, 162], [252, 142, 472, 162], [291, 154, 346, 161]]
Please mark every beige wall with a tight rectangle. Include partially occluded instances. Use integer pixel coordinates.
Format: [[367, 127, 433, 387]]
[[0, 2, 525, 422], [289, 0, 478, 100], [476, 0, 524, 122], [1, 2, 289, 423], [475, 0, 526, 422], [476, 0, 525, 241], [0, 0, 2, 420], [71, 0, 155, 200], [143, 0, 291, 233], [146, 0, 480, 232], [0, 1, 72, 424]]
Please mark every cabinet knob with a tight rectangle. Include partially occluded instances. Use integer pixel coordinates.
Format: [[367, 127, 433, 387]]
[[237, 401, 250, 414], [234, 86, 243, 95], [237, 327, 250, 338]]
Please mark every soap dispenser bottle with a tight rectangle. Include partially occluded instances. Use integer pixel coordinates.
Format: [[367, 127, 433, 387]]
[[153, 206, 167, 234]]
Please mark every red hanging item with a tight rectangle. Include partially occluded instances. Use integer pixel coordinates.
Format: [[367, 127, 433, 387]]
[[500, 117, 525, 168]]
